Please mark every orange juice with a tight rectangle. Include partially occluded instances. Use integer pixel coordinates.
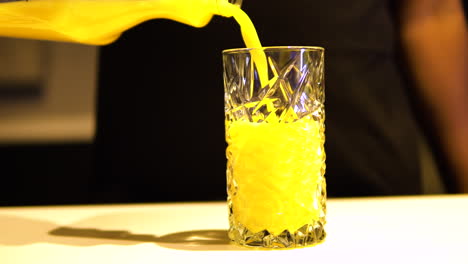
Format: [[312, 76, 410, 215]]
[[0, 0, 268, 82], [227, 119, 325, 235], [0, 0, 238, 45]]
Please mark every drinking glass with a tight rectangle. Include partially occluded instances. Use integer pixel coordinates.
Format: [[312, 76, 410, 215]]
[[223, 46, 326, 249]]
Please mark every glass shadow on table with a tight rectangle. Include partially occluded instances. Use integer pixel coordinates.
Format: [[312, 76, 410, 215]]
[[0, 213, 244, 250], [49, 227, 246, 251]]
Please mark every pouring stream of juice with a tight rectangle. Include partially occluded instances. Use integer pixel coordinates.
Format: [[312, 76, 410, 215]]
[[0, 0, 268, 87], [221, 3, 269, 88], [0, 0, 247, 45]]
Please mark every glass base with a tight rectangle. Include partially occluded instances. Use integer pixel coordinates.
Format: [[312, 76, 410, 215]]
[[228, 220, 326, 249]]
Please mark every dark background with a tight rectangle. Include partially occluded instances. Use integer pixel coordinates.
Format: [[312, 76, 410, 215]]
[[1, 1, 467, 206]]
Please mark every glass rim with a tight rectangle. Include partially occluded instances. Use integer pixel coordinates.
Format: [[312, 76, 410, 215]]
[[222, 46, 325, 54]]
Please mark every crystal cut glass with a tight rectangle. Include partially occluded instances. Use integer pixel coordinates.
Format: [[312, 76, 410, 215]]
[[223, 46, 326, 249]]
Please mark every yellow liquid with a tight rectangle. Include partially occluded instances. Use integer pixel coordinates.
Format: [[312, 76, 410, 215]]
[[224, 5, 269, 88], [0, 0, 222, 45], [227, 119, 324, 234], [0, 0, 269, 84]]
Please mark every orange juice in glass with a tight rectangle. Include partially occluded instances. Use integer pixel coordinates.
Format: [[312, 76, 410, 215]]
[[223, 46, 326, 249]]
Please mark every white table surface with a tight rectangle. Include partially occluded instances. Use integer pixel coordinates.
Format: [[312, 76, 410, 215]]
[[1, 195, 468, 264]]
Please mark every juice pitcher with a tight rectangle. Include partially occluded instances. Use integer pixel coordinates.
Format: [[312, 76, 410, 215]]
[[0, 0, 242, 45]]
